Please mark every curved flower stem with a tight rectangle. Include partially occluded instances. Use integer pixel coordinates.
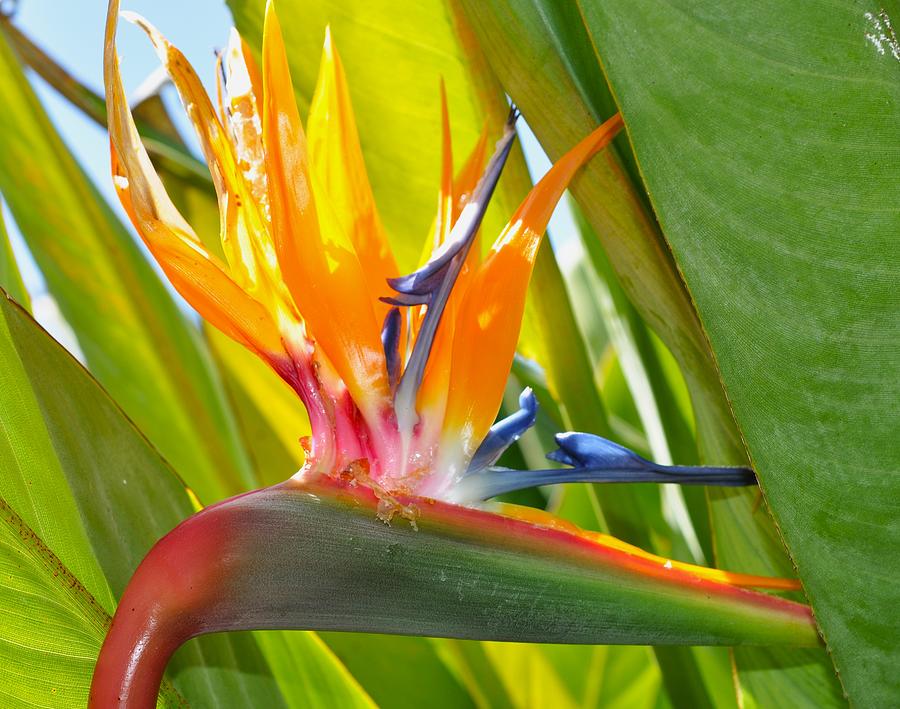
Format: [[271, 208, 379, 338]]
[[90, 477, 819, 708]]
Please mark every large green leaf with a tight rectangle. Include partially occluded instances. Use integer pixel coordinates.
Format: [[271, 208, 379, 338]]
[[0, 208, 29, 309], [0, 292, 374, 707], [207, 327, 310, 484], [320, 633, 476, 709], [575, 1, 899, 704], [458, 2, 850, 706], [0, 24, 254, 503], [0, 495, 184, 708], [0, 292, 173, 706]]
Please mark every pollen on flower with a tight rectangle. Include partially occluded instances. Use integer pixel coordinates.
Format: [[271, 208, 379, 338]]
[[376, 496, 419, 530], [339, 458, 419, 527]]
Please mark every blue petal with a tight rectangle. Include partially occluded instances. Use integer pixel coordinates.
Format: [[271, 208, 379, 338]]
[[467, 388, 538, 473], [386, 106, 520, 302], [449, 431, 756, 502], [547, 431, 647, 470], [385, 242, 468, 297], [391, 108, 519, 421], [381, 307, 402, 390], [380, 292, 430, 307]]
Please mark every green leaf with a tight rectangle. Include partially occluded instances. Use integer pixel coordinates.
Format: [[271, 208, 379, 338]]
[[0, 208, 29, 309], [480, 641, 580, 708], [434, 639, 515, 709], [0, 24, 254, 503], [458, 2, 849, 705], [0, 292, 374, 707], [0, 496, 184, 708], [0, 298, 113, 611], [457, 0, 721, 411], [207, 327, 309, 484], [320, 634, 475, 709], [575, 0, 899, 704], [0, 291, 175, 706]]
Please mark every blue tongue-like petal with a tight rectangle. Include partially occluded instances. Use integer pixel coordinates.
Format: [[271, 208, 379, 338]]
[[448, 431, 757, 502], [547, 431, 648, 469], [467, 388, 538, 474], [389, 108, 519, 426], [384, 107, 519, 304], [385, 239, 469, 298]]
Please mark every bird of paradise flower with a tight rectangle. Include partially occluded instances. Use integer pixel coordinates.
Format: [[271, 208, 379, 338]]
[[92, 1, 815, 705], [106, 1, 755, 503]]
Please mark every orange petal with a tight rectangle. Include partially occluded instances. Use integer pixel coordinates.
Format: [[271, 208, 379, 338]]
[[408, 86, 457, 418], [222, 28, 270, 214], [103, 0, 282, 358], [452, 122, 490, 223], [411, 119, 515, 436], [307, 27, 398, 323], [413, 117, 494, 421], [124, 13, 288, 315], [442, 114, 625, 458], [498, 503, 802, 591], [261, 2, 390, 420], [238, 31, 264, 106], [435, 81, 454, 249]]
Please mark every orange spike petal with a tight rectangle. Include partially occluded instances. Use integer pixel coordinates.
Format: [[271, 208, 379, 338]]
[[408, 87, 460, 425], [497, 503, 802, 590], [415, 87, 465, 274], [223, 28, 270, 215], [435, 80, 455, 249], [124, 14, 284, 308], [416, 120, 491, 273], [414, 122, 494, 421], [307, 28, 398, 320], [238, 32, 264, 106], [261, 2, 390, 419], [452, 122, 490, 221], [415, 227, 481, 430], [443, 114, 625, 456], [103, 0, 283, 358]]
